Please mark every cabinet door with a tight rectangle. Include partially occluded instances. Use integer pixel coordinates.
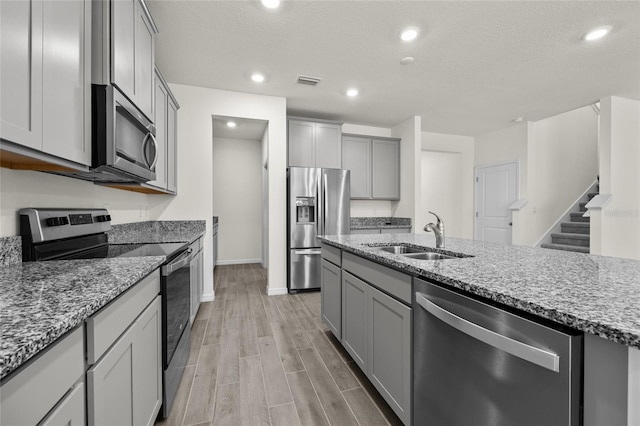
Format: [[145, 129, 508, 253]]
[[134, 0, 154, 119], [41, 382, 85, 426], [372, 139, 400, 199], [315, 123, 341, 169], [0, 0, 42, 149], [321, 259, 342, 339], [133, 296, 162, 426], [111, 0, 135, 99], [147, 71, 168, 189], [368, 286, 411, 425], [341, 271, 368, 370], [342, 136, 371, 198], [41, 0, 91, 165], [167, 97, 178, 193], [197, 249, 204, 310], [288, 120, 315, 167], [87, 323, 136, 426]]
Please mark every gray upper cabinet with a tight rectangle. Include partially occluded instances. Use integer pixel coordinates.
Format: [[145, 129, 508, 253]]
[[342, 136, 371, 198], [288, 118, 342, 168], [342, 134, 400, 200], [1, 0, 91, 166], [372, 138, 400, 199], [95, 0, 157, 120], [143, 67, 178, 194]]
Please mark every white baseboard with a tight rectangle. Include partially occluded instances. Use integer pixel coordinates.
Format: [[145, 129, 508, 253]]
[[217, 258, 262, 266], [267, 287, 288, 296], [201, 292, 214, 302]]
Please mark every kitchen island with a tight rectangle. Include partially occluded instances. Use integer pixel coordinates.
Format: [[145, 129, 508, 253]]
[[319, 233, 640, 426]]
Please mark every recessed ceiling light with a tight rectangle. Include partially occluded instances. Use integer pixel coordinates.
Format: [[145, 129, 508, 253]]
[[584, 25, 612, 41], [400, 56, 415, 65], [512, 116, 524, 123], [346, 88, 359, 97], [261, 0, 280, 9], [226, 121, 237, 128], [251, 73, 265, 83], [400, 27, 419, 42]]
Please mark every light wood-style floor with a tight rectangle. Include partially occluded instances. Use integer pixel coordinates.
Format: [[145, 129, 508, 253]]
[[156, 263, 402, 426]]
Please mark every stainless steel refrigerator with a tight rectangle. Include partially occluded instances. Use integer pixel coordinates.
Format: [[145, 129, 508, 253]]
[[287, 167, 350, 292]]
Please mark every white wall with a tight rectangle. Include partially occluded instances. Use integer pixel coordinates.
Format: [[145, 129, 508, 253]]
[[261, 128, 269, 269], [149, 84, 287, 297], [525, 106, 598, 245], [212, 136, 263, 264], [421, 131, 475, 239], [591, 96, 640, 260], [391, 116, 422, 227], [0, 168, 154, 237]]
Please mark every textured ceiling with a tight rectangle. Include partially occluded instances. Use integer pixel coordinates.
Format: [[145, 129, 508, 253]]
[[148, 1, 640, 137]]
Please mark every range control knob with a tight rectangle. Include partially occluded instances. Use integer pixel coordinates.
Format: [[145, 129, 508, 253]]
[[95, 214, 111, 223], [46, 216, 68, 227]]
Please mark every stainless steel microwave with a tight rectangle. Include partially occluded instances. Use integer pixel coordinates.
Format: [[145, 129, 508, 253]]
[[92, 85, 157, 182]]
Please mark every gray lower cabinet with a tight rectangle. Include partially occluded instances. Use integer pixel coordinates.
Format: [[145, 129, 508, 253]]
[[321, 258, 342, 339], [190, 238, 204, 324], [368, 286, 412, 424], [88, 295, 161, 426], [342, 271, 368, 370], [342, 134, 400, 200], [0, 327, 85, 426], [333, 252, 412, 425]]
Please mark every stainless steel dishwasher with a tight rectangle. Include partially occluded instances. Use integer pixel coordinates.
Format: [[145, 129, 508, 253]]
[[413, 278, 582, 426]]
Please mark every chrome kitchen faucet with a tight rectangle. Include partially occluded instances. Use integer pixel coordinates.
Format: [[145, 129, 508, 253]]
[[424, 211, 445, 248]]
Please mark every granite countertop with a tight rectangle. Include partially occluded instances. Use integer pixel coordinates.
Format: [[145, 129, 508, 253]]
[[0, 257, 164, 380], [0, 220, 207, 381], [319, 233, 640, 350], [350, 217, 411, 229]]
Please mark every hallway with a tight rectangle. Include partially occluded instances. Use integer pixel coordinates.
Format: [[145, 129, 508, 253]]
[[156, 264, 402, 425]]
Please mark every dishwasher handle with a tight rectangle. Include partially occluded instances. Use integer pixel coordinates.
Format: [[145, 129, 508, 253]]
[[415, 292, 560, 373], [162, 248, 196, 276]]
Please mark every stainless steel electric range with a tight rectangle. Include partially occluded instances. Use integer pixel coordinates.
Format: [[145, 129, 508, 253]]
[[19, 208, 193, 419]]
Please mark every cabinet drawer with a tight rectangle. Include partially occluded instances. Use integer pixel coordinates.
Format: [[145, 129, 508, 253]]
[[0, 327, 84, 426], [321, 243, 341, 266], [41, 381, 85, 426], [342, 252, 411, 305], [86, 269, 160, 365]]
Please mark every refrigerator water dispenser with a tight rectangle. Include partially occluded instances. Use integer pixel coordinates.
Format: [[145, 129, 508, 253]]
[[296, 197, 316, 224]]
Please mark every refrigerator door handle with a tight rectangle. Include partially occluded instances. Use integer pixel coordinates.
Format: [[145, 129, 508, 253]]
[[322, 172, 328, 236], [294, 249, 322, 255], [415, 292, 560, 372]]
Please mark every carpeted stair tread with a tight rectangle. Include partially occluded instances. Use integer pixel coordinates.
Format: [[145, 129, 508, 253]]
[[570, 212, 590, 223], [561, 222, 590, 234], [541, 243, 589, 253]]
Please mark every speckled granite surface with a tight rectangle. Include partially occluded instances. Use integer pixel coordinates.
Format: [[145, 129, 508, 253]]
[[350, 217, 411, 229], [319, 233, 640, 349], [0, 236, 21, 267], [0, 257, 165, 380], [108, 220, 206, 244]]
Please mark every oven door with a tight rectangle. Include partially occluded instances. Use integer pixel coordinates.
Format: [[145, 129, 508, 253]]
[[92, 85, 158, 182], [161, 248, 195, 367]]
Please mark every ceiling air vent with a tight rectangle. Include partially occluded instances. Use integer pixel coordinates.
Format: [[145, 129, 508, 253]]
[[296, 75, 322, 86]]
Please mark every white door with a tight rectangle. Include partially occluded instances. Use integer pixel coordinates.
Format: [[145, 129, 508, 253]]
[[475, 162, 517, 244]]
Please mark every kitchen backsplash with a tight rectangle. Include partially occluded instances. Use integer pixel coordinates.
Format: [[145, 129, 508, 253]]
[[0, 236, 21, 266], [350, 217, 411, 228], [108, 220, 206, 244]]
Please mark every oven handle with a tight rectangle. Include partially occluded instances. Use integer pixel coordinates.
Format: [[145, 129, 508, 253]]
[[415, 292, 560, 372], [162, 248, 196, 276]]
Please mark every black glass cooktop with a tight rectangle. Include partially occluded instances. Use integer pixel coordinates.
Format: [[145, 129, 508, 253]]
[[61, 242, 187, 260]]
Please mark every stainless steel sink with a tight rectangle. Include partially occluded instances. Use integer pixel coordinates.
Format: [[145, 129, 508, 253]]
[[402, 252, 456, 260], [379, 245, 425, 254]]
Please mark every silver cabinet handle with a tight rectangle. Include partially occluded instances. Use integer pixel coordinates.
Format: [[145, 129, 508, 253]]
[[415, 292, 560, 372], [294, 249, 322, 255]]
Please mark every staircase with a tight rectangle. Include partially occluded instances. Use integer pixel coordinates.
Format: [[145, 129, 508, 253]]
[[541, 191, 598, 253]]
